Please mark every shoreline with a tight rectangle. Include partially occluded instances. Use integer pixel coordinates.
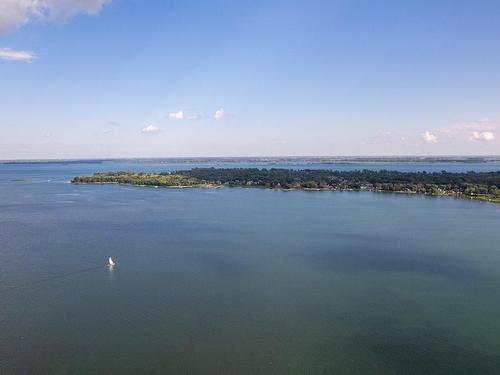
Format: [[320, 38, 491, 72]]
[[71, 168, 500, 204], [72, 181, 500, 204]]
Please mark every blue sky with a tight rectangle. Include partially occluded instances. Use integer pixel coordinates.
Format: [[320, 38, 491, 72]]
[[1, 0, 499, 159]]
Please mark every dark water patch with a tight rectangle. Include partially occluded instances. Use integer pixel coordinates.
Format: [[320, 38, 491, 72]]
[[352, 322, 500, 374], [300, 245, 477, 280], [178, 249, 252, 278], [0, 337, 83, 374]]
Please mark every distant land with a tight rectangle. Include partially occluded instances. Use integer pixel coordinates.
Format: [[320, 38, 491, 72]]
[[3, 156, 500, 164], [73, 168, 500, 204]]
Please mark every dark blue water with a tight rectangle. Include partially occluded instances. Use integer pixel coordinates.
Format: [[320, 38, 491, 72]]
[[1, 161, 500, 374]]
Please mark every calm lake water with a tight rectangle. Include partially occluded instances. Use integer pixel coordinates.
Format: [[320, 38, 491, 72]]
[[1, 161, 500, 374]]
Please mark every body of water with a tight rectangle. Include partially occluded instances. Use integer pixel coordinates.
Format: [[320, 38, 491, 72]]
[[1, 161, 500, 374]]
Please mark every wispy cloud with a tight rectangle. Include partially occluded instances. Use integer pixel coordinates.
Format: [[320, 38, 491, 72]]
[[141, 124, 160, 134], [421, 131, 438, 144], [470, 131, 495, 142], [271, 137, 287, 145], [430, 119, 499, 144], [0, 47, 36, 61], [0, 0, 111, 35], [441, 119, 498, 135], [462, 119, 498, 131], [214, 108, 225, 120]]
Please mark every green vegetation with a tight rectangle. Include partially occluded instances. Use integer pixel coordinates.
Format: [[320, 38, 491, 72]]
[[72, 168, 500, 203], [72, 171, 204, 187]]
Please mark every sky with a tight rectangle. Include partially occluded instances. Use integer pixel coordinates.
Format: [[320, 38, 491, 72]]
[[1, 0, 499, 159]]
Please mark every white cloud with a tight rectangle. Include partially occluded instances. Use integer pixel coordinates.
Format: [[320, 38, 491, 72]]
[[421, 131, 438, 144], [0, 0, 110, 35], [168, 111, 184, 120], [0, 47, 35, 61], [168, 111, 198, 121], [141, 124, 160, 134], [470, 131, 495, 142], [214, 108, 224, 120], [0, 0, 34, 34]]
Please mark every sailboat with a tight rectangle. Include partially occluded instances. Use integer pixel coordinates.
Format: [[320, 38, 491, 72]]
[[108, 257, 115, 267]]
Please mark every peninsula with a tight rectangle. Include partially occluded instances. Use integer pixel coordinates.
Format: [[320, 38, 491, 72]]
[[72, 168, 500, 203]]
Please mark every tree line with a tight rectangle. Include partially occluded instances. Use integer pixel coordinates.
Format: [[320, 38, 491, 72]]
[[72, 168, 500, 202]]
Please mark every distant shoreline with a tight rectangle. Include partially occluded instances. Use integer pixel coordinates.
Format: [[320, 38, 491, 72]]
[[3, 155, 500, 164]]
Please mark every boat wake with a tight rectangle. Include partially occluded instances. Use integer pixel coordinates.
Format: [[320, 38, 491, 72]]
[[1, 265, 105, 292]]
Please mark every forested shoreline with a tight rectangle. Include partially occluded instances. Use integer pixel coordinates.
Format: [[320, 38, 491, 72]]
[[72, 168, 500, 203]]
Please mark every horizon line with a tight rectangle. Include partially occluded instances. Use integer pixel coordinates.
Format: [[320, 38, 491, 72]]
[[2, 155, 500, 163]]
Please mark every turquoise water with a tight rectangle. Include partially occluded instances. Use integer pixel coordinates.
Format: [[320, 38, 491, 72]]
[[1, 162, 500, 374]]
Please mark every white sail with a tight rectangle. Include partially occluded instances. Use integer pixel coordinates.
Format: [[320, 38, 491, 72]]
[[108, 257, 115, 266]]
